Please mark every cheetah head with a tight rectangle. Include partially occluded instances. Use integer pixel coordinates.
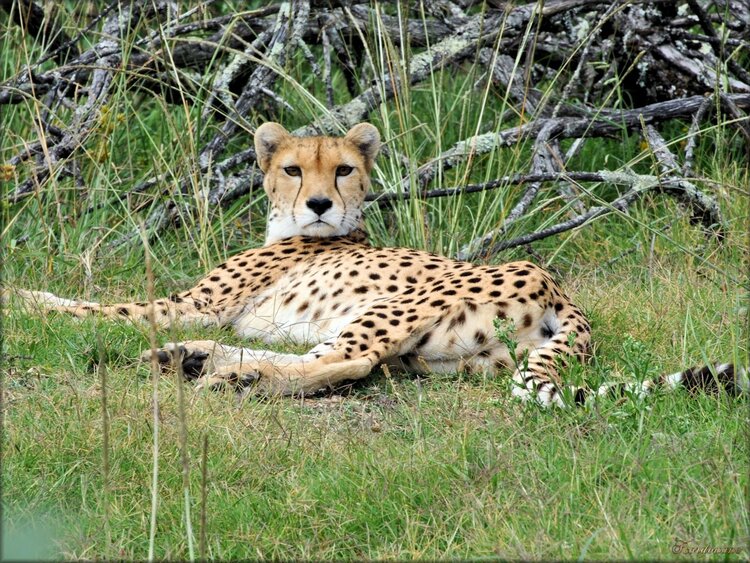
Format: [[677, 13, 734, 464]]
[[254, 122, 381, 244]]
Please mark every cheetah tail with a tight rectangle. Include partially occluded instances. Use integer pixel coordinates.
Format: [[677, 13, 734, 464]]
[[5, 287, 185, 325], [580, 362, 749, 405]]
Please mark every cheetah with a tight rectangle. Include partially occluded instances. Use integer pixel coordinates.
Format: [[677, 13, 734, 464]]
[[10, 123, 747, 406]]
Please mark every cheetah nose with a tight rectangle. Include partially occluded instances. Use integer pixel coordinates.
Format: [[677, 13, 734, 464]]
[[306, 197, 333, 216]]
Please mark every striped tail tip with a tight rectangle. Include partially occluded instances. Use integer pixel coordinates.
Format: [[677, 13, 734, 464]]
[[661, 363, 749, 396]]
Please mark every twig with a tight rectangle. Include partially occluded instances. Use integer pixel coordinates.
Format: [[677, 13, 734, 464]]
[[514, 122, 560, 216], [365, 171, 609, 205], [8, 3, 147, 202], [199, 433, 209, 561], [718, 93, 750, 148], [685, 0, 750, 86], [468, 171, 660, 261], [551, 1, 620, 119], [321, 24, 335, 109], [682, 94, 715, 176], [456, 121, 560, 260], [410, 94, 750, 189], [643, 124, 725, 236], [653, 43, 750, 94]]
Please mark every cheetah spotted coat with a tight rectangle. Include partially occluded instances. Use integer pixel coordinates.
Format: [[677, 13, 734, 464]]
[[11, 123, 746, 405]]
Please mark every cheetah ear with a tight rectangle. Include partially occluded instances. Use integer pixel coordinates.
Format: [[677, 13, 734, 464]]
[[345, 123, 380, 169], [255, 122, 290, 172]]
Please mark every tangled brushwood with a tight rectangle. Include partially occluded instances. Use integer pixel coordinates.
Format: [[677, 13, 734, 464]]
[[1, 0, 748, 257]]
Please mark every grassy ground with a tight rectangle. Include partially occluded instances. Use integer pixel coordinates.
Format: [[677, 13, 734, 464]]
[[3, 254, 748, 559], [2, 4, 749, 560]]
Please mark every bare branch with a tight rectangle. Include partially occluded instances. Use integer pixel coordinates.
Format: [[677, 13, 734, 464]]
[[410, 94, 750, 189], [643, 125, 726, 236], [682, 94, 715, 177], [0, 0, 80, 64], [465, 171, 663, 260]]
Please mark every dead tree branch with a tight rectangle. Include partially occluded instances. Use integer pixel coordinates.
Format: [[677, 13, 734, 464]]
[[459, 170, 724, 261], [642, 125, 725, 236], [2, 0, 747, 254], [409, 94, 750, 190]]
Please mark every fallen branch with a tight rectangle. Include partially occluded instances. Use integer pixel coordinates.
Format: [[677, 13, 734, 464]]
[[682, 94, 715, 177], [461, 172, 685, 261], [8, 3, 145, 202], [365, 172, 609, 205], [643, 124, 725, 237], [410, 94, 750, 189], [0, 0, 79, 64], [3, 0, 747, 256]]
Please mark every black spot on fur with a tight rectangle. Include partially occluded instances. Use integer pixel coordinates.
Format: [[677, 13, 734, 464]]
[[541, 323, 555, 339], [416, 332, 431, 348], [452, 311, 466, 327]]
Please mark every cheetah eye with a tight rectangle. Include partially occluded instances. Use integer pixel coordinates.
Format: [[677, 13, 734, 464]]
[[336, 165, 353, 177], [284, 166, 301, 177]]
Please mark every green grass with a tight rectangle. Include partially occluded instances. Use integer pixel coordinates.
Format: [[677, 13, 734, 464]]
[[2, 3, 749, 560], [3, 296, 748, 559]]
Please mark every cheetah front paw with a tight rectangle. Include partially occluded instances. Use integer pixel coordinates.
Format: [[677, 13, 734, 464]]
[[141, 340, 216, 381]]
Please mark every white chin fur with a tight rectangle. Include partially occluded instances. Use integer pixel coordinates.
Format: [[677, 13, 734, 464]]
[[265, 211, 351, 244]]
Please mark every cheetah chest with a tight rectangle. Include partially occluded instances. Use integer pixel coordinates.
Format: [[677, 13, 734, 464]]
[[228, 266, 385, 345]]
